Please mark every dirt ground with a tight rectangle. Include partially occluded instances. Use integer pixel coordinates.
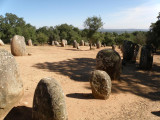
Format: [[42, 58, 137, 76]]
[[1, 45, 160, 120]]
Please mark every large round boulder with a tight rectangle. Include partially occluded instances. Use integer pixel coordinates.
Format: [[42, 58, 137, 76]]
[[96, 49, 121, 80], [11, 35, 27, 56], [0, 49, 24, 119], [32, 77, 68, 120], [90, 70, 112, 99]]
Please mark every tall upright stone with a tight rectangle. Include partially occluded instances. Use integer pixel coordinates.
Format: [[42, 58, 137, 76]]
[[0, 49, 24, 120], [90, 70, 112, 100], [96, 49, 121, 80], [80, 40, 84, 46], [139, 45, 153, 70], [11, 35, 27, 56], [96, 41, 101, 49], [28, 39, 32, 46], [52, 41, 55, 46], [32, 77, 68, 120], [73, 40, 77, 48], [61, 39, 66, 47]]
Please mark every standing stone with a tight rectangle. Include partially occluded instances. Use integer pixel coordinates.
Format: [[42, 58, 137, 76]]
[[11, 35, 26, 56], [0, 39, 4, 46], [64, 40, 67, 45], [32, 77, 68, 120], [28, 39, 32, 46], [122, 40, 135, 62], [80, 40, 84, 46], [112, 45, 116, 50], [54, 41, 59, 46], [90, 70, 112, 100], [84, 42, 89, 46], [61, 39, 66, 47], [52, 41, 55, 46], [139, 45, 153, 70], [0, 49, 23, 120], [96, 41, 101, 49], [73, 40, 77, 48], [96, 49, 121, 80]]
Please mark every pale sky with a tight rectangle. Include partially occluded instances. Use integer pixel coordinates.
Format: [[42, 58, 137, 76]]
[[0, 0, 160, 29]]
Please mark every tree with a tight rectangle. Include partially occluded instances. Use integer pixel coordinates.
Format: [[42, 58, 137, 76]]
[[36, 32, 48, 45], [147, 12, 160, 49], [84, 16, 104, 49]]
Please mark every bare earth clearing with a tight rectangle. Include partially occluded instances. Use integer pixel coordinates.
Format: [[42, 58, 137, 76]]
[[1, 45, 160, 120]]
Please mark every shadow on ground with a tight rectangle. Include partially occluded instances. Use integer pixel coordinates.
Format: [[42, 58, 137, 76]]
[[33, 58, 96, 82], [66, 93, 94, 99], [33, 56, 160, 101], [112, 63, 160, 101], [4, 106, 32, 120], [151, 111, 160, 117]]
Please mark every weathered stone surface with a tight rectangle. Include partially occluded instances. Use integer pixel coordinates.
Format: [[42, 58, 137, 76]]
[[84, 42, 89, 46], [61, 39, 66, 47], [54, 41, 59, 46], [73, 40, 78, 48], [80, 40, 84, 46], [139, 45, 153, 70], [122, 40, 135, 62], [0, 39, 4, 46], [90, 70, 112, 99], [11, 35, 27, 56], [96, 41, 101, 49], [0, 49, 23, 120], [28, 39, 32, 46], [32, 77, 68, 120], [96, 49, 121, 80], [52, 41, 55, 46]]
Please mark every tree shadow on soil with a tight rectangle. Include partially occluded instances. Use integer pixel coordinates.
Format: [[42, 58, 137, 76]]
[[32, 58, 96, 82], [4, 106, 32, 120], [112, 63, 160, 101]]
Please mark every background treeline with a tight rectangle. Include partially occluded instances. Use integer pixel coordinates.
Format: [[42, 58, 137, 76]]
[[0, 13, 159, 49]]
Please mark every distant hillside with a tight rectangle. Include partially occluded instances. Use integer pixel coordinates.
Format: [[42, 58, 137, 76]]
[[99, 29, 149, 34]]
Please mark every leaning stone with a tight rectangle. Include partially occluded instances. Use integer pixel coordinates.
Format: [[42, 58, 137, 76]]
[[96, 49, 121, 80], [11, 35, 27, 56], [32, 77, 68, 120], [90, 70, 112, 100], [0, 49, 23, 120], [0, 39, 5, 46]]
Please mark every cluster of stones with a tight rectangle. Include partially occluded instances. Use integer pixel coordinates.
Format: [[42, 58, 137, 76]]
[[0, 49, 24, 119], [121, 40, 153, 70], [89, 49, 122, 100]]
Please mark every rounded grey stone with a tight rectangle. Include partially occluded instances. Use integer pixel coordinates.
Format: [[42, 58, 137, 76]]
[[90, 70, 112, 99], [0, 49, 23, 119], [96, 49, 121, 80], [32, 77, 68, 120], [11, 35, 26, 56]]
